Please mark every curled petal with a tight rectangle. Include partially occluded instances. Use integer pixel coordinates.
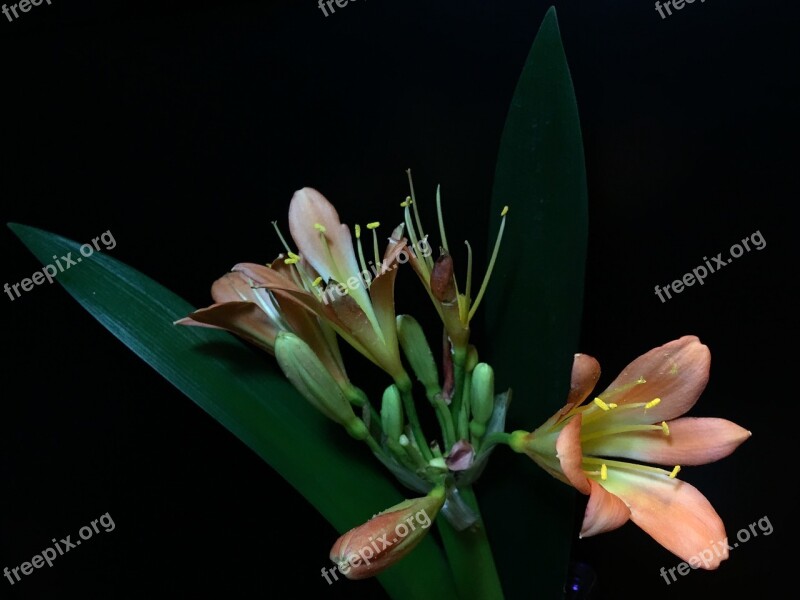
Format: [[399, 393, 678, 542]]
[[600, 468, 729, 568], [555, 415, 590, 494], [580, 480, 631, 538], [176, 302, 281, 353], [583, 417, 751, 466], [446, 440, 475, 471], [598, 336, 711, 425], [568, 353, 601, 406]]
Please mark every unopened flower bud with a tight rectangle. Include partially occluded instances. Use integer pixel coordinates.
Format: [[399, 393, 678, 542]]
[[396, 314, 440, 397], [470, 362, 495, 426], [330, 487, 445, 580], [274, 332, 363, 436], [381, 385, 404, 441], [430, 252, 457, 303]]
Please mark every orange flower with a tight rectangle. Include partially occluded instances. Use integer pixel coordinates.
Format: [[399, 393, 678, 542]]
[[511, 336, 751, 568]]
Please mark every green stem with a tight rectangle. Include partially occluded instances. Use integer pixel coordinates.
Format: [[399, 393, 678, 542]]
[[437, 486, 505, 600], [396, 373, 433, 461], [431, 392, 457, 450], [481, 431, 512, 449], [449, 347, 468, 438]]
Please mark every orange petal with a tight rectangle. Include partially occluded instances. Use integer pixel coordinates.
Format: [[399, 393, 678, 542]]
[[599, 468, 729, 568], [580, 480, 631, 538], [598, 336, 710, 425], [583, 417, 751, 466], [555, 415, 590, 494], [177, 301, 281, 353], [568, 353, 601, 406]]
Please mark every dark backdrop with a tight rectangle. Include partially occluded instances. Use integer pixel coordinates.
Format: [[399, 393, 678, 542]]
[[1, 1, 795, 598]]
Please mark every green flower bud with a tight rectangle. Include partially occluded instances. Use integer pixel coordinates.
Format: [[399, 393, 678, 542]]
[[274, 332, 361, 433], [470, 362, 495, 425], [396, 315, 440, 397], [381, 384, 404, 441]]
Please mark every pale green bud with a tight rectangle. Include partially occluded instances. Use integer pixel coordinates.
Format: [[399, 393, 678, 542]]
[[275, 332, 362, 434], [396, 314, 440, 397], [470, 362, 495, 425], [381, 385, 404, 441]]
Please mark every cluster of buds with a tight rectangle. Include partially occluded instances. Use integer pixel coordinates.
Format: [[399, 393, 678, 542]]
[[178, 172, 510, 577]]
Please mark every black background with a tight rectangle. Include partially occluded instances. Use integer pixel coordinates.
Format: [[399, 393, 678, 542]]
[[1, 0, 795, 598]]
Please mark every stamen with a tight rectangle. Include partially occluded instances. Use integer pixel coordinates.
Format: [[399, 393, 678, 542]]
[[468, 205, 508, 321], [669, 465, 681, 479], [580, 423, 668, 443], [435, 185, 450, 253], [645, 398, 661, 410], [593, 398, 611, 411], [367, 222, 381, 265], [583, 457, 675, 477], [271, 221, 293, 253], [608, 403, 618, 409], [314, 223, 327, 233], [400, 197, 412, 207], [284, 257, 298, 265], [405, 169, 430, 269], [661, 421, 670, 436], [312, 276, 323, 287], [600, 464, 608, 481], [287, 251, 300, 260], [355, 225, 370, 284], [464, 240, 474, 306]]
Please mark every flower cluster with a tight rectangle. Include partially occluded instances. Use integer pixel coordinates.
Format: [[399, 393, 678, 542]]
[[179, 179, 749, 579]]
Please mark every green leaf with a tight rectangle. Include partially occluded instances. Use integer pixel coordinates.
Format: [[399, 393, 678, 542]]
[[482, 6, 588, 598], [9, 222, 456, 600]]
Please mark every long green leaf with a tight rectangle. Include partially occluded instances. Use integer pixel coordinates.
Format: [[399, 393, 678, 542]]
[[9, 222, 457, 600], [482, 6, 589, 598]]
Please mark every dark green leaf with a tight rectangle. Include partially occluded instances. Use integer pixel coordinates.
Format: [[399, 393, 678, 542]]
[[9, 222, 457, 600], [482, 6, 588, 598]]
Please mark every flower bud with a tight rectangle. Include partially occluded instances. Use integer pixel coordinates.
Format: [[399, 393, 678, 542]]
[[396, 314, 440, 397], [381, 384, 404, 441], [274, 332, 364, 437], [470, 362, 495, 426], [430, 252, 457, 303], [330, 488, 445, 580]]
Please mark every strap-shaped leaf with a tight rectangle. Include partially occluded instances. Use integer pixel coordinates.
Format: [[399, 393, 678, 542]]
[[482, 7, 589, 598], [9, 222, 456, 600]]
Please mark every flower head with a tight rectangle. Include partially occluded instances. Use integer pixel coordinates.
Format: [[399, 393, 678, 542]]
[[329, 487, 445, 580], [511, 336, 751, 568]]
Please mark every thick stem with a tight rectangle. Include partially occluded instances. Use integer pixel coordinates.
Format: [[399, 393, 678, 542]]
[[437, 486, 505, 600]]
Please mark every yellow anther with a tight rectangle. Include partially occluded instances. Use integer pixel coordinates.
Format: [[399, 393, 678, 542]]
[[400, 197, 413, 207], [637, 376, 647, 384], [600, 464, 608, 481], [367, 222, 380, 229], [312, 276, 322, 287], [608, 403, 618, 409], [355, 224, 361, 238], [284, 257, 298, 265], [645, 398, 661, 410], [593, 398, 611, 411], [661, 421, 670, 436], [287, 251, 300, 260], [314, 223, 327, 233], [669, 465, 681, 479], [501, 205, 509, 217]]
